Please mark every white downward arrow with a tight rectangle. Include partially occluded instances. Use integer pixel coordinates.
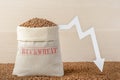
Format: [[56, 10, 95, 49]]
[[59, 16, 105, 72]]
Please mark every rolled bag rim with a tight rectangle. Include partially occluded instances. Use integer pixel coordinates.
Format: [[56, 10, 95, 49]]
[[17, 26, 59, 41]]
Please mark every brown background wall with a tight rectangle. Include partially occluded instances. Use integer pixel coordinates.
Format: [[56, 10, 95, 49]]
[[0, 0, 120, 63]]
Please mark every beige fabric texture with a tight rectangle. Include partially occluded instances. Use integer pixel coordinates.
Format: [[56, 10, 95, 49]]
[[13, 26, 64, 76]]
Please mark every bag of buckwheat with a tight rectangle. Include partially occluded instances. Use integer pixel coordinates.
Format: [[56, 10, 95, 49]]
[[12, 18, 64, 76]]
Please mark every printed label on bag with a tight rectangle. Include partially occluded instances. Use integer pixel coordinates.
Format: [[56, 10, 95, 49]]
[[19, 47, 57, 55]]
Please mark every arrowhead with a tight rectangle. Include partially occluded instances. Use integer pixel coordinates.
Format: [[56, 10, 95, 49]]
[[94, 58, 105, 72]]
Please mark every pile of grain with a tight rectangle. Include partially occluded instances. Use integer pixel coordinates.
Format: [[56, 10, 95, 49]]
[[20, 18, 57, 28]]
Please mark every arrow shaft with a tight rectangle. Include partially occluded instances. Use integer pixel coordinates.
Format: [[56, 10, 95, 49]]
[[59, 16, 102, 59], [90, 30, 101, 59]]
